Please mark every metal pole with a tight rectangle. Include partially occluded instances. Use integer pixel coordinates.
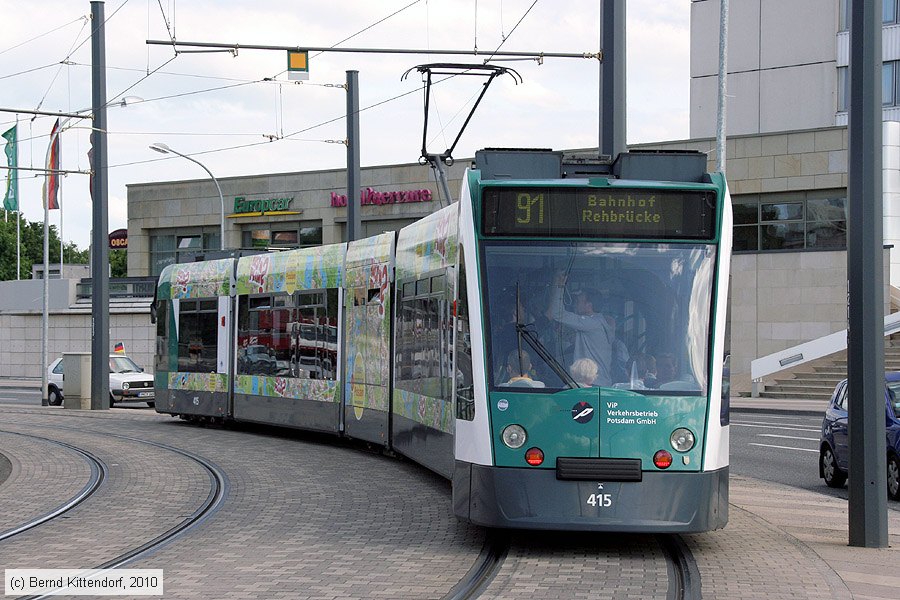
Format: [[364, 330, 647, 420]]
[[599, 0, 626, 159], [146, 39, 598, 60], [148, 143, 225, 249], [41, 196, 49, 407], [847, 0, 887, 547], [346, 70, 361, 242], [90, 0, 110, 410], [715, 0, 729, 173]]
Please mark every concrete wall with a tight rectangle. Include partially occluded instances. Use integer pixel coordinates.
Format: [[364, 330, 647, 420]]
[[0, 305, 154, 380], [0, 279, 153, 380], [690, 0, 838, 138]]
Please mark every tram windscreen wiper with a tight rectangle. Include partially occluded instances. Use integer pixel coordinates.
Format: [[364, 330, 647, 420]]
[[514, 284, 577, 389]]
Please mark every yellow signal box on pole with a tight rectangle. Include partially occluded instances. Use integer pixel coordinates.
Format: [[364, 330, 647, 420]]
[[287, 50, 309, 80]]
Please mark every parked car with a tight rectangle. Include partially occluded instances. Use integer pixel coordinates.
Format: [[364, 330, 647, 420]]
[[819, 373, 900, 500], [47, 354, 155, 408]]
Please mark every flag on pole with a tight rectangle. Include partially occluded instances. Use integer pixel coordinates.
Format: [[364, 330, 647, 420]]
[[2, 125, 16, 211], [42, 119, 60, 210], [113, 342, 126, 355]]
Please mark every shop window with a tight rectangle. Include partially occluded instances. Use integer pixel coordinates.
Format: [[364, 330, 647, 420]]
[[241, 225, 323, 250]]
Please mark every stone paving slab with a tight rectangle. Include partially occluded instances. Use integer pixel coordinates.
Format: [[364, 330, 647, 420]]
[[0, 431, 92, 533], [482, 533, 669, 600], [0, 418, 212, 577], [2, 405, 900, 600]]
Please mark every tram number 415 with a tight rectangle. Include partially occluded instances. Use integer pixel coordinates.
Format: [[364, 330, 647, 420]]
[[586, 484, 613, 508]]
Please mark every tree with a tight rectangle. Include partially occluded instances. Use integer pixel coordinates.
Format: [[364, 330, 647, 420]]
[[109, 249, 127, 278], [0, 212, 88, 281]]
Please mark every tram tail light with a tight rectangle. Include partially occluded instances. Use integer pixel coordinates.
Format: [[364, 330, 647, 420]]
[[653, 450, 673, 469], [525, 447, 544, 466]]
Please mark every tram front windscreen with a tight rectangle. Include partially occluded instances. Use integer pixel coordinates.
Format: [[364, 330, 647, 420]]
[[482, 241, 716, 394]]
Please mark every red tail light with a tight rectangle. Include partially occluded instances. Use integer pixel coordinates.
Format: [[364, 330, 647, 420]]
[[525, 447, 544, 466], [653, 450, 673, 469]]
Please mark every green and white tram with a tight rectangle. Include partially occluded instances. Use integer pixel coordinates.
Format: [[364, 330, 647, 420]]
[[453, 149, 731, 531], [152, 148, 731, 532]]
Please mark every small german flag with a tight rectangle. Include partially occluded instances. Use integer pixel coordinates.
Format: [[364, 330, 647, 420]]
[[113, 342, 126, 355]]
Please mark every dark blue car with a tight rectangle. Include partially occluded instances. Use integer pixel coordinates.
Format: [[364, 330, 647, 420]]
[[819, 373, 900, 500]]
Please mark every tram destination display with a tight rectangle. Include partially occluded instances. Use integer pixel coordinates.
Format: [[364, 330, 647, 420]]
[[482, 186, 717, 239]]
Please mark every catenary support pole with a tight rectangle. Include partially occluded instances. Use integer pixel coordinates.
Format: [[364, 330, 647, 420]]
[[847, 0, 887, 547], [346, 70, 361, 242], [599, 0, 626, 159], [90, 0, 110, 410], [41, 188, 49, 407], [716, 0, 728, 173]]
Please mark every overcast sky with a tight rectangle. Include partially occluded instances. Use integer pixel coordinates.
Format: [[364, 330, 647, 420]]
[[0, 0, 691, 251]]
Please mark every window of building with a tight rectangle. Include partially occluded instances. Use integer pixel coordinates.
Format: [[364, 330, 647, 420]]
[[732, 191, 846, 253], [241, 223, 323, 250], [838, 61, 900, 111], [841, 1, 900, 29], [887, 0, 899, 24], [150, 227, 221, 276]]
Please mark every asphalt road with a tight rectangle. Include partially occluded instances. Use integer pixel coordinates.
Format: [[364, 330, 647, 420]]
[[731, 408, 900, 510], [0, 386, 154, 409]]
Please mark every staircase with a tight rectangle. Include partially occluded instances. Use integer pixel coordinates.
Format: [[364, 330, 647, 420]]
[[758, 340, 900, 401]]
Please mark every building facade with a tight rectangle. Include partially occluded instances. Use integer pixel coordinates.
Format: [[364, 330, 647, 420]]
[[126, 161, 467, 277]]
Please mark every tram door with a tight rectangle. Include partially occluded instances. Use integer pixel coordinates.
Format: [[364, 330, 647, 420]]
[[343, 233, 395, 446]]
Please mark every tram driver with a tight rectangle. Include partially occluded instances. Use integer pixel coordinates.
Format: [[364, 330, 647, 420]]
[[500, 350, 545, 388]]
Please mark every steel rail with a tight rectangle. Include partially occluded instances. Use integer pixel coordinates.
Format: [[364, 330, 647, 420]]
[[441, 531, 509, 600], [657, 533, 702, 600], [2, 425, 228, 600], [0, 431, 106, 542]]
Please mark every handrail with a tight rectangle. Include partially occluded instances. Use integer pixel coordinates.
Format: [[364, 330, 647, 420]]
[[750, 311, 900, 395]]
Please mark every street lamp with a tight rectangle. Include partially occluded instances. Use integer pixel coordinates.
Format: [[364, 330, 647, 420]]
[[149, 142, 225, 251]]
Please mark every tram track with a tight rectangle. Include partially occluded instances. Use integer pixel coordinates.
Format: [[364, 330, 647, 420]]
[[658, 534, 701, 600], [0, 422, 228, 600], [442, 531, 509, 600], [0, 430, 107, 543]]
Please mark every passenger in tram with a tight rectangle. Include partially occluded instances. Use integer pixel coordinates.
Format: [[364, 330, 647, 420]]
[[500, 350, 545, 388], [570, 358, 599, 388], [654, 352, 678, 387], [546, 272, 615, 386], [630, 353, 658, 388]]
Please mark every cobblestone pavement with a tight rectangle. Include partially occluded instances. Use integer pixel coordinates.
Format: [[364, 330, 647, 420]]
[[2, 405, 900, 600], [0, 407, 486, 599], [0, 431, 93, 532], [482, 532, 669, 600]]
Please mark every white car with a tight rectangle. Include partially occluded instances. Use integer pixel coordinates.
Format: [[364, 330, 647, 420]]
[[47, 355, 155, 407]]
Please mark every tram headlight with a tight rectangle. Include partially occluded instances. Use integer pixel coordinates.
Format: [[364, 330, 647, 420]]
[[670, 428, 695, 452], [501, 424, 527, 449]]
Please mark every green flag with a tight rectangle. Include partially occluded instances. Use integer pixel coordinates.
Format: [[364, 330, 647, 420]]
[[2, 125, 17, 211]]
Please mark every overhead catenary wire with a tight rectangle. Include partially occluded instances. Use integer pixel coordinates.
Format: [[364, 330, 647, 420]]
[[0, 15, 88, 58]]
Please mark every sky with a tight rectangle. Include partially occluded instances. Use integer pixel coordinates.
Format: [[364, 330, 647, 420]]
[[0, 0, 691, 251]]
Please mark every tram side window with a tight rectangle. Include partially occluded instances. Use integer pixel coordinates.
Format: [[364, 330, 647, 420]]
[[177, 300, 218, 373], [395, 274, 451, 400], [455, 250, 475, 421], [155, 300, 168, 374], [236, 290, 339, 380]]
